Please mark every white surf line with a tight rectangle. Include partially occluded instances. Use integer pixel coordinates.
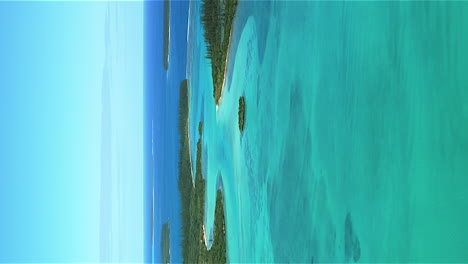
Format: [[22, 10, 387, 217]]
[[185, 0, 194, 80], [202, 224, 209, 248], [186, 0, 192, 46], [167, 3, 171, 70], [186, 118, 195, 187]]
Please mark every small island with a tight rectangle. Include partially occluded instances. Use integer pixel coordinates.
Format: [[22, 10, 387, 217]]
[[238, 96, 245, 131], [161, 221, 170, 264], [177, 80, 227, 263], [163, 0, 170, 70], [200, 0, 238, 105]]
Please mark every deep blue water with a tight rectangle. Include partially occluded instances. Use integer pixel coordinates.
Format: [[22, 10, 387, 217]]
[[144, 1, 189, 263]]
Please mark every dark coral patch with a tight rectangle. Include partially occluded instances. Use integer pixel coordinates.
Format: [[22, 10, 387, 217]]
[[344, 212, 361, 262]]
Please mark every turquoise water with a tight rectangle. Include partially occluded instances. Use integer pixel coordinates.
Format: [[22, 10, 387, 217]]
[[188, 1, 468, 262]]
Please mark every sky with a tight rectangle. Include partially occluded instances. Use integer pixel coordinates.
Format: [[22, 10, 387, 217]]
[[0, 2, 144, 262]]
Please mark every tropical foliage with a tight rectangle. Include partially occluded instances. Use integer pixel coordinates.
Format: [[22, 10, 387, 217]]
[[161, 221, 170, 264], [177, 80, 228, 263], [238, 96, 245, 131], [200, 0, 238, 104]]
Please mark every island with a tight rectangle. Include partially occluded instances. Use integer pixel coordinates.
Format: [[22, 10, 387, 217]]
[[238, 96, 245, 131], [163, 0, 170, 70], [177, 79, 228, 263], [161, 221, 170, 264], [200, 0, 238, 105]]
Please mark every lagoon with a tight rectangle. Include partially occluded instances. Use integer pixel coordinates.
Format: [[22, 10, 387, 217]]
[[187, 1, 468, 262]]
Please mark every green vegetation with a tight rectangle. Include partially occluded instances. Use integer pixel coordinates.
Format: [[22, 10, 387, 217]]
[[201, 0, 238, 105], [238, 96, 245, 131], [161, 221, 170, 264], [177, 80, 227, 263], [163, 0, 170, 70]]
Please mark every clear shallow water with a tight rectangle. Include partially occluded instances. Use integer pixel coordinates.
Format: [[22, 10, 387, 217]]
[[187, 1, 468, 263]]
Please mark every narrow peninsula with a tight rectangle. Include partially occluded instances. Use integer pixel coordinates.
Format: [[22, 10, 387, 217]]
[[161, 221, 170, 264], [177, 80, 227, 263], [200, 0, 238, 105]]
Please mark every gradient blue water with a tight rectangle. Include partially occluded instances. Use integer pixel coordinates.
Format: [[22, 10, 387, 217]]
[[144, 1, 189, 263], [187, 1, 468, 262]]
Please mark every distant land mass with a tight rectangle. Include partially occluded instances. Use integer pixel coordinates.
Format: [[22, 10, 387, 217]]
[[163, 0, 170, 70], [161, 221, 170, 264], [177, 80, 227, 263], [200, 0, 238, 105]]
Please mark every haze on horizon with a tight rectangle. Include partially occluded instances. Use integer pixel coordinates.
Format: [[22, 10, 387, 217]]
[[0, 2, 145, 262]]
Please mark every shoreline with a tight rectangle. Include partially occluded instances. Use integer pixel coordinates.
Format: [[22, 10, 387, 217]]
[[201, 0, 238, 106], [216, 29, 233, 111], [186, 118, 195, 187], [161, 221, 171, 264], [202, 224, 209, 249]]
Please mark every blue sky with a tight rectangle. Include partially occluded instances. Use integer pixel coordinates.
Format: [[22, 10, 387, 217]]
[[0, 2, 144, 262]]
